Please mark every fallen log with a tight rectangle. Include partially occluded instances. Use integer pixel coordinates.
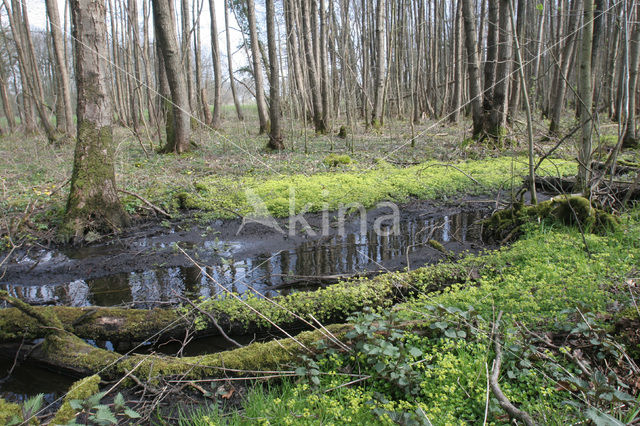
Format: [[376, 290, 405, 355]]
[[524, 175, 640, 201], [0, 263, 473, 345]]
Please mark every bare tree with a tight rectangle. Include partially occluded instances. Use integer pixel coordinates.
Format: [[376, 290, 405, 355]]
[[225, 0, 244, 121], [208, 0, 222, 128], [461, 0, 483, 137], [370, 0, 385, 127], [64, 0, 128, 240]]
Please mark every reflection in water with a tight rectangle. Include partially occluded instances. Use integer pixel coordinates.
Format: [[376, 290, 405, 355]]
[[1, 210, 484, 307]]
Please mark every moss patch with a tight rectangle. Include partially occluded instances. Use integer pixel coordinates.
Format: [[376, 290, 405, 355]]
[[51, 374, 101, 425], [482, 196, 620, 242], [0, 399, 21, 425], [180, 157, 576, 219]]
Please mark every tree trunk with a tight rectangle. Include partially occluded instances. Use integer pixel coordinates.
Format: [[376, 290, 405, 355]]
[[370, 0, 385, 127], [460, 0, 482, 137], [45, 0, 75, 137], [484, 0, 512, 142], [225, 0, 244, 121], [482, 0, 499, 119], [301, 0, 326, 133], [266, 0, 284, 150], [622, 5, 640, 148], [548, 0, 580, 134], [246, 0, 269, 134], [64, 0, 128, 241], [449, 0, 463, 123], [153, 0, 192, 153], [577, 0, 594, 192], [207, 0, 222, 128]]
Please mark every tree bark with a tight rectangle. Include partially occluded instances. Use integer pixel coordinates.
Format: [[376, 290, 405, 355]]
[[623, 4, 640, 148], [153, 0, 192, 153], [266, 0, 284, 150], [246, 0, 269, 134], [64, 0, 128, 241], [225, 0, 244, 121], [370, 0, 385, 127], [45, 0, 75, 137], [484, 0, 512, 142], [577, 0, 594, 192], [461, 0, 483, 137], [208, 0, 222, 128]]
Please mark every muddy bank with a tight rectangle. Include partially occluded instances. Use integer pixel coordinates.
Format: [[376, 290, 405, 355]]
[[0, 198, 496, 307]]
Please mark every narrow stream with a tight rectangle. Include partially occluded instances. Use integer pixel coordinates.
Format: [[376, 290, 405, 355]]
[[1, 208, 487, 308]]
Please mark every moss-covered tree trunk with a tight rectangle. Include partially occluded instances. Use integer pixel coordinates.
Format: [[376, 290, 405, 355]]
[[63, 0, 128, 241]]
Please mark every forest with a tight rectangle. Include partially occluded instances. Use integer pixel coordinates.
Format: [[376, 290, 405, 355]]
[[0, 0, 639, 423]]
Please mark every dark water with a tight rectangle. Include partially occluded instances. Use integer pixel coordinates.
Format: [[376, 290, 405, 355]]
[[0, 356, 75, 405], [1, 209, 485, 308]]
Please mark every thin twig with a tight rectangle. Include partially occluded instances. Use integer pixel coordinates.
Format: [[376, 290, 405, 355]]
[[489, 311, 537, 426]]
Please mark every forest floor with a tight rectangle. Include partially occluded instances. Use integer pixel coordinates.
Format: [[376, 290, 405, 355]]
[[1, 111, 640, 424]]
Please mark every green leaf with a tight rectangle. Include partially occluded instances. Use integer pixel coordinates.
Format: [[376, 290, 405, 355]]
[[408, 347, 422, 357], [585, 407, 625, 426], [124, 408, 141, 419], [93, 406, 118, 424], [113, 393, 125, 409]]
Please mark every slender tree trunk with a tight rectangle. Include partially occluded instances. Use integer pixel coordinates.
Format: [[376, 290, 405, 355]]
[[319, 0, 330, 130], [64, 0, 128, 241], [266, 0, 284, 150], [153, 0, 192, 153], [461, 0, 482, 137], [482, 0, 499, 123], [449, 0, 463, 123], [484, 0, 512, 142], [370, 0, 385, 127], [208, 0, 222, 128], [577, 0, 594, 192], [301, 0, 326, 132], [225, 0, 244, 121], [45, 0, 74, 136], [623, 4, 640, 148], [548, 0, 580, 134], [246, 0, 269, 134]]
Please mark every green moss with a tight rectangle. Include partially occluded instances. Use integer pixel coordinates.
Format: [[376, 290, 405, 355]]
[[427, 239, 446, 253], [483, 196, 620, 241], [337, 125, 348, 139], [51, 375, 101, 425], [322, 154, 352, 167], [178, 157, 576, 219], [0, 399, 21, 425]]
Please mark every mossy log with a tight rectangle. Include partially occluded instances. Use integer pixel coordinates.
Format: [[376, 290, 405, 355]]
[[0, 263, 472, 344], [19, 322, 354, 382]]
